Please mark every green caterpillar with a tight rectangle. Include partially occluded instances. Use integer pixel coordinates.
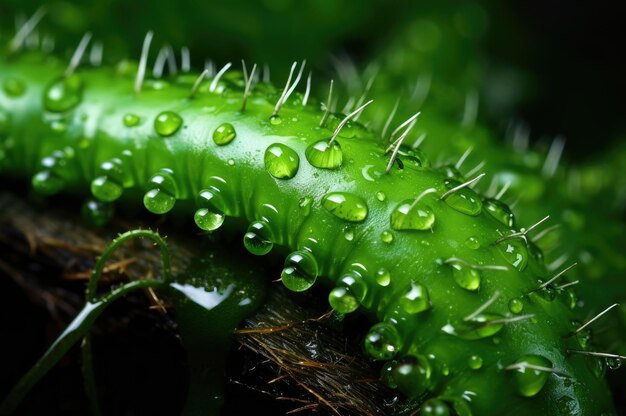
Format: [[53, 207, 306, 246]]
[[363, 14, 626, 362], [0, 33, 618, 415]]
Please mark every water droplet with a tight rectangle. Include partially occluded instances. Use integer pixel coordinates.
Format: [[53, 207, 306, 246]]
[[154, 111, 182, 137], [380, 230, 394, 244], [380, 361, 398, 388], [511, 355, 552, 397], [443, 313, 505, 340], [498, 238, 529, 271], [448, 261, 481, 291], [484, 198, 515, 227], [264, 143, 299, 179], [244, 220, 274, 255], [390, 199, 435, 231], [392, 355, 432, 397], [376, 191, 386, 201], [465, 236, 480, 249], [508, 298, 524, 314], [281, 250, 318, 292], [468, 355, 483, 370], [298, 196, 312, 216], [364, 322, 402, 360], [305, 140, 342, 169], [194, 188, 226, 231], [443, 179, 482, 215], [3, 78, 26, 97], [606, 357, 622, 370], [399, 282, 431, 314], [339, 270, 367, 302], [322, 192, 368, 222], [421, 399, 450, 416], [212, 122, 236, 145], [328, 286, 359, 313], [123, 113, 140, 127], [143, 168, 177, 214], [269, 115, 282, 125], [376, 268, 391, 286], [81, 199, 114, 226], [91, 159, 124, 202], [343, 225, 354, 241], [44, 74, 83, 112], [32, 170, 64, 195]]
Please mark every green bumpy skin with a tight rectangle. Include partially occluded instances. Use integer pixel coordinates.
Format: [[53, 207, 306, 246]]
[[0, 50, 616, 415]]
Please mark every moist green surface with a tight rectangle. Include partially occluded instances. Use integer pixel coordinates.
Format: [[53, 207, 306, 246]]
[[0, 51, 616, 414]]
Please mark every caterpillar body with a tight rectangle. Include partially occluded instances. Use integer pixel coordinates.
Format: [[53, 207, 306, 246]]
[[0, 42, 617, 415]]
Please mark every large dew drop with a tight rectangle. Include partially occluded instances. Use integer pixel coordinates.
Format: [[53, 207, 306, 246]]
[[390, 199, 435, 231], [194, 188, 226, 231], [143, 168, 178, 214], [498, 238, 529, 271], [264, 143, 299, 179], [511, 355, 553, 397], [391, 355, 433, 397], [364, 322, 402, 360], [91, 159, 124, 202], [484, 198, 515, 227], [154, 111, 183, 137], [281, 250, 318, 292], [212, 122, 236, 145], [442, 313, 505, 340], [305, 140, 342, 169], [243, 220, 274, 255], [322, 192, 368, 222], [443, 179, 482, 215], [448, 261, 481, 291], [44, 75, 83, 112]]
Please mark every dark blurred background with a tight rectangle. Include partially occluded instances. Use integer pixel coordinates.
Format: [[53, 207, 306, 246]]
[[1, 0, 624, 160]]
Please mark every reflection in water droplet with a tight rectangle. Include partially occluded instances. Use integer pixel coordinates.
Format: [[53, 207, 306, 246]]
[[390, 199, 435, 231], [421, 399, 450, 416], [364, 322, 402, 360], [143, 168, 178, 214], [392, 355, 433, 397], [498, 238, 529, 271], [465, 236, 480, 249], [305, 140, 342, 169], [511, 355, 553, 397], [468, 355, 483, 370], [443, 179, 482, 215], [154, 111, 183, 137], [44, 75, 83, 112], [264, 143, 300, 179], [376, 268, 391, 287], [508, 298, 524, 314], [91, 159, 124, 202], [322, 192, 368, 222], [123, 113, 141, 127], [448, 261, 481, 291], [484, 198, 515, 227], [212, 122, 236, 145], [244, 220, 274, 255], [281, 250, 318, 292], [381, 230, 394, 244], [194, 188, 226, 231]]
